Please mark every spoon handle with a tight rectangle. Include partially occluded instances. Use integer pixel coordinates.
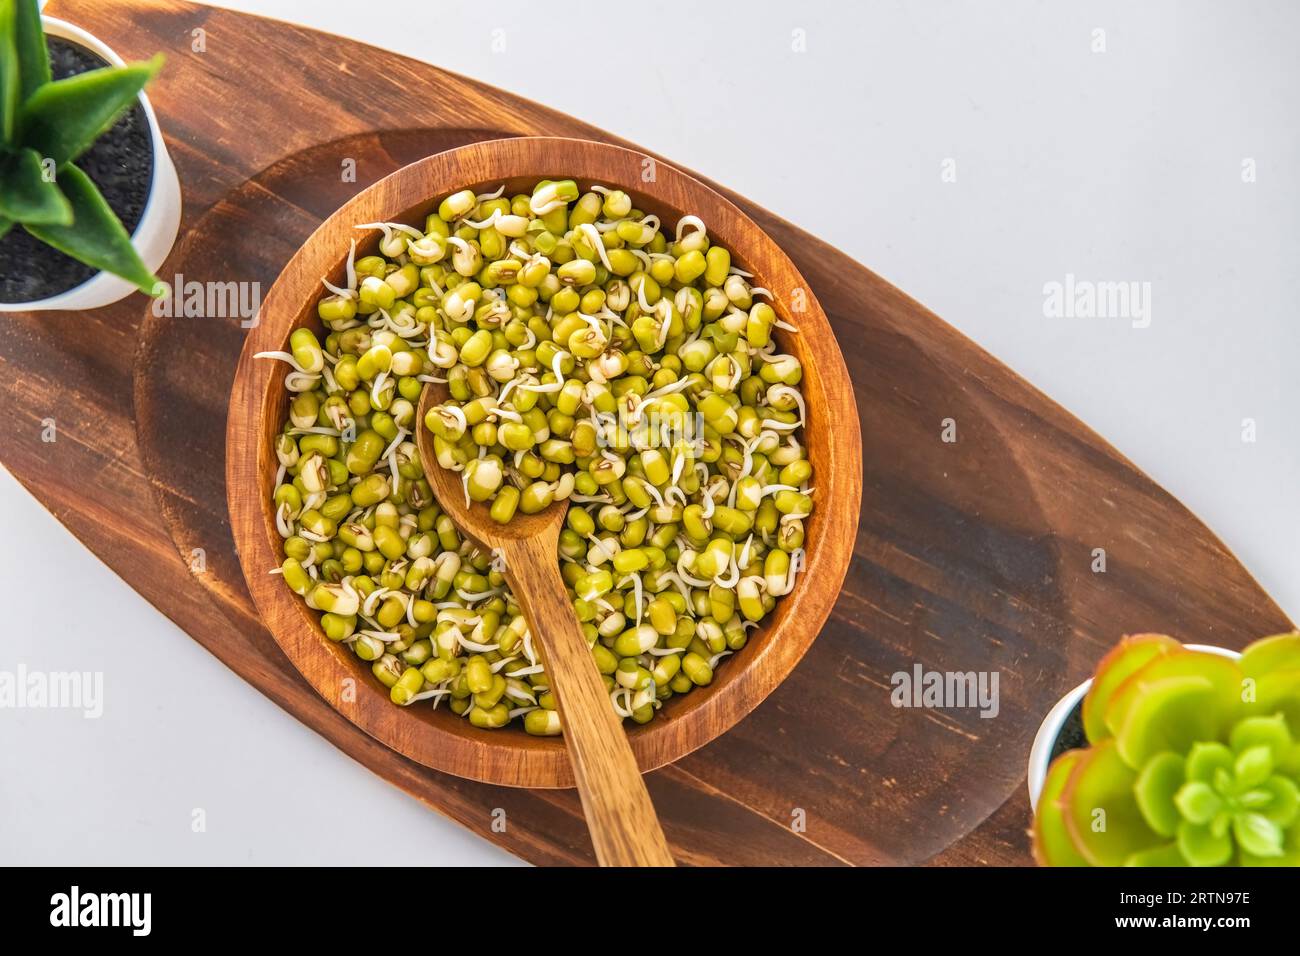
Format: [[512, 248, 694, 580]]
[[506, 536, 676, 867]]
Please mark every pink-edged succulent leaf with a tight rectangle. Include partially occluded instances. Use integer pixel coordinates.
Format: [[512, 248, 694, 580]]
[[1104, 651, 1242, 751], [1032, 749, 1091, 866], [1062, 739, 1164, 866], [1115, 675, 1223, 768], [1083, 634, 1181, 744], [1038, 634, 1300, 867]]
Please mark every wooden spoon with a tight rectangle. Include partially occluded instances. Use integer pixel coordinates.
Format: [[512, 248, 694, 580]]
[[415, 386, 675, 867]]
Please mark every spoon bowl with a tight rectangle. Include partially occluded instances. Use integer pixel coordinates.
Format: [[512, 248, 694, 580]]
[[415, 383, 565, 547]]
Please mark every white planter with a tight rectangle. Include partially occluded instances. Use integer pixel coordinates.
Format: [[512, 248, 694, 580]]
[[1026, 643, 1242, 810], [0, 16, 182, 312]]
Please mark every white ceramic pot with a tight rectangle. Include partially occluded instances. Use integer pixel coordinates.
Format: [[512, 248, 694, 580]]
[[1026, 643, 1242, 810], [0, 16, 181, 312]]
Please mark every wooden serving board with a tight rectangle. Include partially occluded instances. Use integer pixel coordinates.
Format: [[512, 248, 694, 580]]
[[2, 0, 1290, 866]]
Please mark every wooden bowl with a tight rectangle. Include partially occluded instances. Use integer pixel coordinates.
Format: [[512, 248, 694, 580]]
[[227, 137, 861, 788]]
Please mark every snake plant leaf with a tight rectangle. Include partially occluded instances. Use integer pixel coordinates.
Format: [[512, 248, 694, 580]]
[[1031, 749, 1091, 866], [0, 0, 16, 144], [0, 147, 73, 224], [1082, 633, 1180, 744], [12, 0, 47, 102], [23, 163, 159, 294], [1133, 751, 1185, 837], [18, 54, 163, 169]]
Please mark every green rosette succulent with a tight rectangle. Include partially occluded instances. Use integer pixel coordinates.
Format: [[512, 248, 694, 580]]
[[0, 0, 163, 292], [1033, 632, 1300, 866]]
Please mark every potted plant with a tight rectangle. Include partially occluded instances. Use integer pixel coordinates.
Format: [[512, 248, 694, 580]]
[[0, 0, 180, 311], [1030, 632, 1300, 866]]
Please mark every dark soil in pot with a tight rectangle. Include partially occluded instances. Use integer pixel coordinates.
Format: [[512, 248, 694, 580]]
[[0, 36, 155, 304], [1048, 699, 1087, 762]]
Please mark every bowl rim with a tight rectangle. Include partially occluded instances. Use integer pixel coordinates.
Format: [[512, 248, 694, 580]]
[[226, 136, 862, 788]]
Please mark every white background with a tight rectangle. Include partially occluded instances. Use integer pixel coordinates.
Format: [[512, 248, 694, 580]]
[[3, 0, 1296, 865]]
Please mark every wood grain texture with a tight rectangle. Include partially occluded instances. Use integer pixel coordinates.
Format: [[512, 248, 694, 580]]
[[0, 0, 1290, 866]]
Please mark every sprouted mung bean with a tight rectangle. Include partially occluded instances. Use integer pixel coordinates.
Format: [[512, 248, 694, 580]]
[[258, 179, 813, 734]]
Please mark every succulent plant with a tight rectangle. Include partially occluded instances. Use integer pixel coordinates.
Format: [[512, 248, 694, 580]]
[[1034, 632, 1300, 866], [0, 0, 162, 292]]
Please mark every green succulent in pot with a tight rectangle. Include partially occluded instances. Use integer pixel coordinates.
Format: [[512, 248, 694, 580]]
[[0, 0, 163, 293], [1033, 632, 1300, 866]]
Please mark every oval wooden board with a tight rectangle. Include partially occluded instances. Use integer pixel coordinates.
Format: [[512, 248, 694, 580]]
[[3, 0, 1289, 866]]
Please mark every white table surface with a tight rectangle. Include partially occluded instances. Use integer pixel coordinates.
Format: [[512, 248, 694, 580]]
[[3, 0, 1296, 865]]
